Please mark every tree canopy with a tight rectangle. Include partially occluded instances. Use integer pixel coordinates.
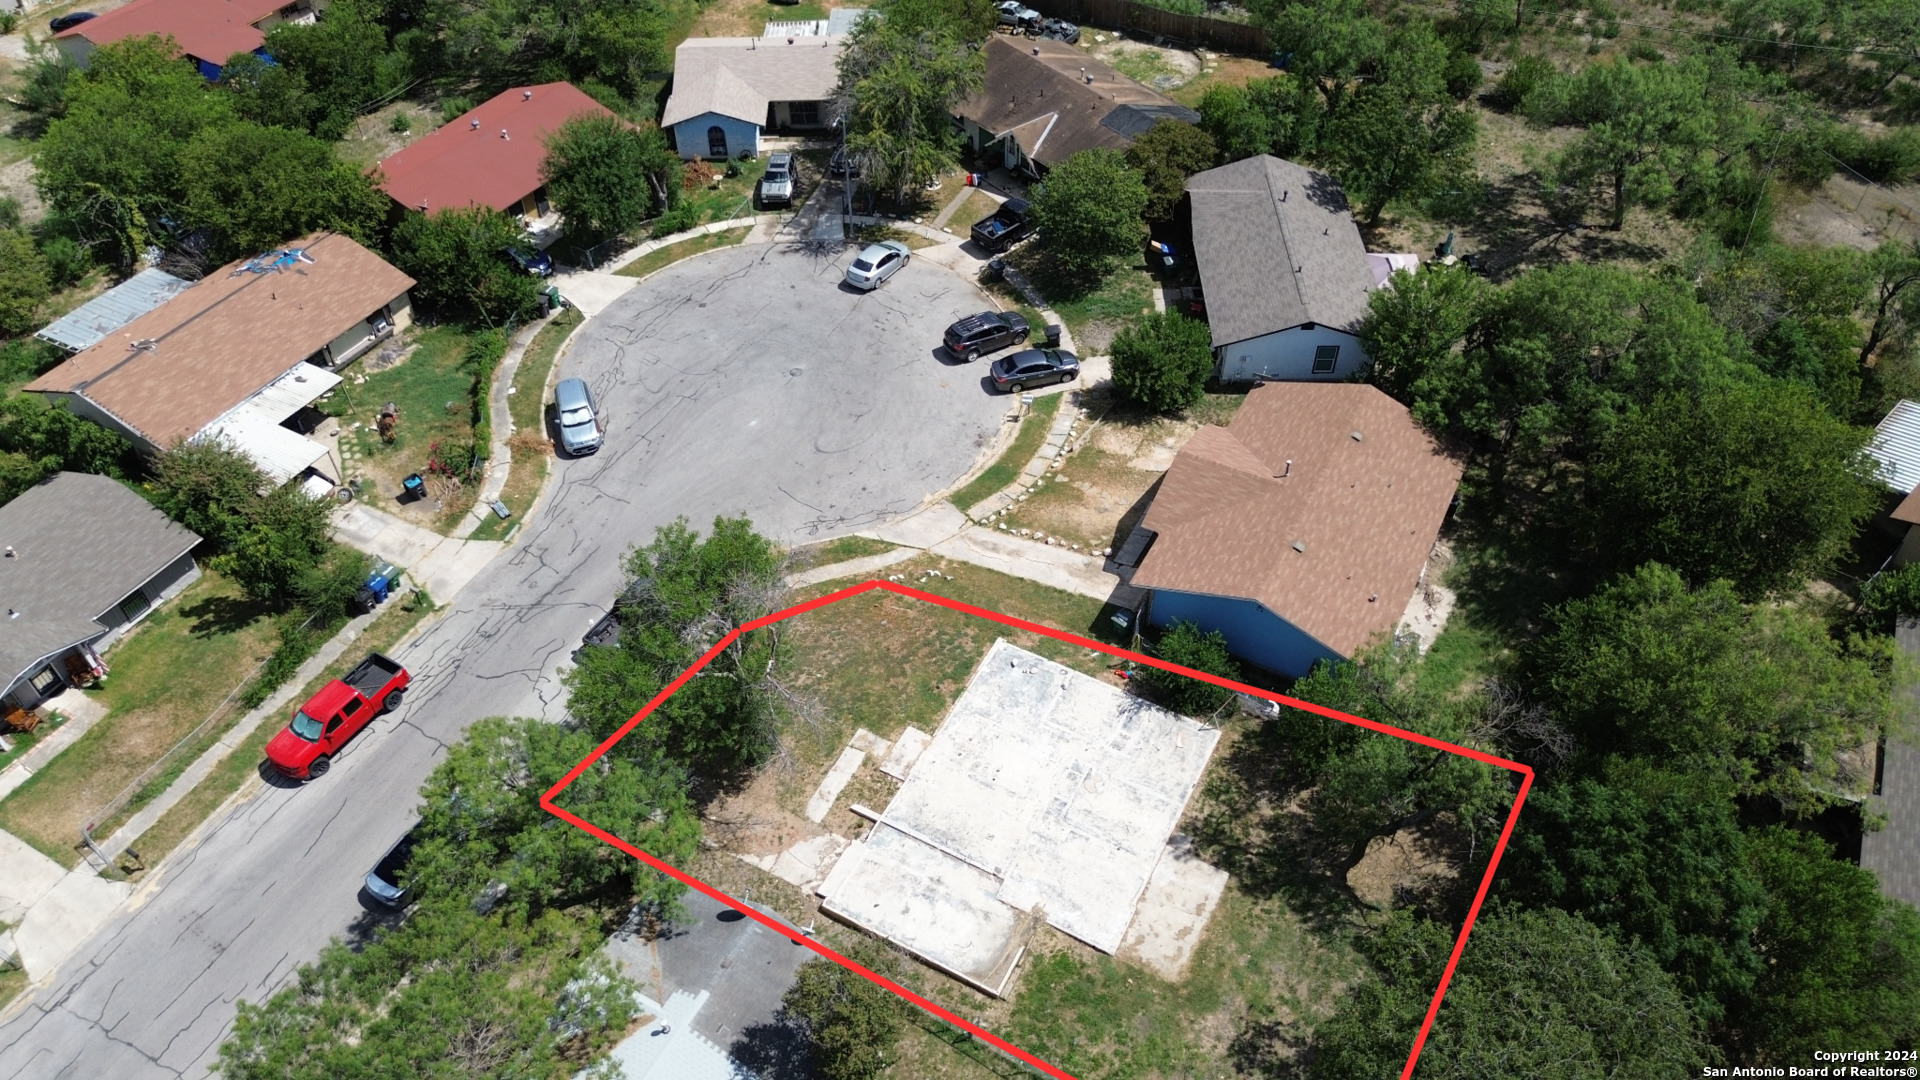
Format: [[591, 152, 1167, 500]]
[[1123, 119, 1216, 221], [390, 206, 544, 325], [834, 0, 985, 206], [1030, 149, 1148, 283], [540, 115, 679, 241]]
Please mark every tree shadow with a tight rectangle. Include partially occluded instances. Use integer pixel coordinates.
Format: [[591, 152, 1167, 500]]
[[727, 1016, 817, 1080], [181, 591, 276, 638], [1229, 1017, 1314, 1080]]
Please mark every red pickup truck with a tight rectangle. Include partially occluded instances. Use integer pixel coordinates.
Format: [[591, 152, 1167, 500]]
[[265, 653, 410, 780]]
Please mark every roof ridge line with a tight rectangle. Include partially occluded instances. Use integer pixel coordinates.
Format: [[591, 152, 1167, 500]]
[[1264, 160, 1309, 317]]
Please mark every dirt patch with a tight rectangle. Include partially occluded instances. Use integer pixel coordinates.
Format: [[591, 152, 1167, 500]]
[[1344, 824, 1461, 910], [1775, 175, 1920, 251], [335, 101, 444, 170], [993, 406, 1214, 554], [688, 0, 852, 39], [0, 158, 43, 224], [1087, 36, 1201, 93]]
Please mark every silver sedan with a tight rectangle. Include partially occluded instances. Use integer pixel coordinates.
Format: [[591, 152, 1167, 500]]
[[844, 240, 912, 291]]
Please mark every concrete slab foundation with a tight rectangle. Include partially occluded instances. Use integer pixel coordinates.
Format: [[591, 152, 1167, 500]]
[[817, 640, 1220, 992], [1117, 835, 1230, 982], [879, 725, 931, 779]]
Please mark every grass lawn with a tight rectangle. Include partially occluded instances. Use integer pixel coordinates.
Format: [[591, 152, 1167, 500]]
[[779, 554, 1120, 775], [671, 158, 767, 233], [469, 308, 584, 542], [122, 593, 437, 878], [328, 325, 482, 532], [0, 572, 278, 867], [948, 393, 1062, 514], [0, 963, 23, 1018], [788, 534, 898, 570], [1043, 264, 1157, 355], [614, 226, 752, 279]]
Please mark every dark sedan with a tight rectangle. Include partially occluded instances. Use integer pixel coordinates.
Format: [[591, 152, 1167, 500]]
[[49, 11, 97, 31], [990, 347, 1079, 393]]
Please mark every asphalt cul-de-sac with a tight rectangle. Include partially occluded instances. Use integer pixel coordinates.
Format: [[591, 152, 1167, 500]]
[[556, 241, 1011, 543], [0, 240, 1007, 1080]]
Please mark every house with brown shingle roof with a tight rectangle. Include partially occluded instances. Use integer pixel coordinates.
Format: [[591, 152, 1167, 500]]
[[956, 36, 1199, 178], [26, 232, 414, 486], [1128, 382, 1461, 677]]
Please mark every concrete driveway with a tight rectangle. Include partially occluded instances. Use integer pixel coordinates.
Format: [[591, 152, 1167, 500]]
[[0, 242, 1005, 1079]]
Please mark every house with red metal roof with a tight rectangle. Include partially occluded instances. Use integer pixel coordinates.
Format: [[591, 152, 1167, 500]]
[[54, 0, 321, 80], [375, 83, 617, 240]]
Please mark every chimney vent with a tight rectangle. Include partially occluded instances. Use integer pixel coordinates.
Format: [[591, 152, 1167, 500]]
[[471, 118, 480, 129], [501, 128, 509, 140], [1292, 540, 1306, 553], [3, 546, 14, 558], [523, 89, 532, 100], [1350, 430, 1363, 442]]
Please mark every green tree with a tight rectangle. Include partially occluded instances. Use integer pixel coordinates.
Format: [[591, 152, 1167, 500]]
[[261, 0, 402, 138], [149, 440, 338, 607], [219, 902, 636, 1080], [1309, 908, 1715, 1079], [1123, 119, 1216, 221], [540, 115, 678, 241], [1324, 82, 1477, 224], [782, 944, 906, 1080], [835, 0, 984, 206], [562, 516, 788, 774], [390, 206, 543, 325], [1109, 310, 1214, 414], [1731, 828, 1920, 1061], [1527, 563, 1893, 809], [1137, 620, 1239, 716], [1858, 561, 1920, 631], [1547, 59, 1716, 229], [1585, 383, 1879, 596], [179, 122, 387, 260], [34, 35, 237, 262], [0, 395, 138, 503], [1030, 148, 1148, 284], [216, 51, 320, 132], [0, 229, 51, 336], [1499, 763, 1767, 1021], [1358, 259, 1488, 404], [409, 716, 700, 915]]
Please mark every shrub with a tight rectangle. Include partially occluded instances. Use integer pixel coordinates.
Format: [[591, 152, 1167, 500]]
[[1488, 53, 1555, 112], [1443, 50, 1483, 100], [388, 111, 412, 134], [1110, 310, 1215, 414], [1859, 563, 1920, 633], [438, 95, 475, 123], [1136, 620, 1240, 716]]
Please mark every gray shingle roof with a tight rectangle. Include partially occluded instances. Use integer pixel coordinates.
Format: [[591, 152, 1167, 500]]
[[1186, 155, 1376, 348], [955, 37, 1197, 170], [0, 473, 201, 692]]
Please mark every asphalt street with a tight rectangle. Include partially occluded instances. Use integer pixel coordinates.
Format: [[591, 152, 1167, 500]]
[[0, 242, 1008, 1079]]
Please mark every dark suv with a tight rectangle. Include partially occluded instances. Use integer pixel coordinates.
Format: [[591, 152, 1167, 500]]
[[944, 311, 1031, 361]]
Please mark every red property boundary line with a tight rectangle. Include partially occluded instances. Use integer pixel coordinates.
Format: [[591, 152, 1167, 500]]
[[541, 579, 1536, 1080]]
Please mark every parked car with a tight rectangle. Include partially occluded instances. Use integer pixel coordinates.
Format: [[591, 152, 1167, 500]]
[[48, 11, 96, 31], [991, 347, 1080, 393], [265, 653, 410, 780], [1041, 18, 1080, 43], [997, 1, 1041, 31], [828, 146, 860, 178], [504, 245, 553, 277], [971, 198, 1035, 253], [364, 822, 423, 908], [554, 377, 602, 456], [944, 310, 1031, 361], [760, 151, 795, 208], [844, 240, 911, 290]]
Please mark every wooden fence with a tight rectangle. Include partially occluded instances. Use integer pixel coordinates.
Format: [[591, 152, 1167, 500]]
[[1023, 0, 1271, 56]]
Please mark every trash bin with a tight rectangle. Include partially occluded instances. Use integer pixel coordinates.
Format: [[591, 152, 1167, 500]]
[[983, 258, 1006, 283], [538, 291, 552, 317], [1043, 323, 1062, 348]]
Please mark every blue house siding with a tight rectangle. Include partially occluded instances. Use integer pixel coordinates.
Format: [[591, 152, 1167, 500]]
[[671, 112, 760, 161], [1146, 588, 1341, 679]]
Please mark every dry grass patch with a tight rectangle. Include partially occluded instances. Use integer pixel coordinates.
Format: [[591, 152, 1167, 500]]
[[614, 227, 752, 279]]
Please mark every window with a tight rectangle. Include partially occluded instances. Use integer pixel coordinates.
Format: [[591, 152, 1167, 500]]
[[119, 590, 150, 624], [342, 697, 364, 718], [28, 666, 60, 695], [1312, 344, 1340, 375], [789, 100, 820, 127], [707, 125, 728, 158]]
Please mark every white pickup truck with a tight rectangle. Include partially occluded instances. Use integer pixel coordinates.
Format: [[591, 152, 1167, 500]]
[[760, 152, 795, 208]]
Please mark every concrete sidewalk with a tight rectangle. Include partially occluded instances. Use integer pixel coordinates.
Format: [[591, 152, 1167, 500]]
[[0, 830, 131, 983], [332, 503, 502, 602], [834, 500, 1138, 605]]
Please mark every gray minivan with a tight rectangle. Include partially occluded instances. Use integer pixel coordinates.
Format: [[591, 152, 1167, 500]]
[[554, 378, 602, 455]]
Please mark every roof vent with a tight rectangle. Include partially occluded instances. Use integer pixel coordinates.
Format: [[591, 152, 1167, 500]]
[[1292, 540, 1306, 553], [3, 546, 14, 558], [1369, 593, 1378, 602], [1280, 189, 1288, 201], [1033, 45, 1040, 55], [501, 128, 509, 140], [523, 89, 532, 100], [7, 609, 17, 619], [471, 118, 480, 129], [1281, 459, 1292, 477], [1350, 430, 1363, 442]]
